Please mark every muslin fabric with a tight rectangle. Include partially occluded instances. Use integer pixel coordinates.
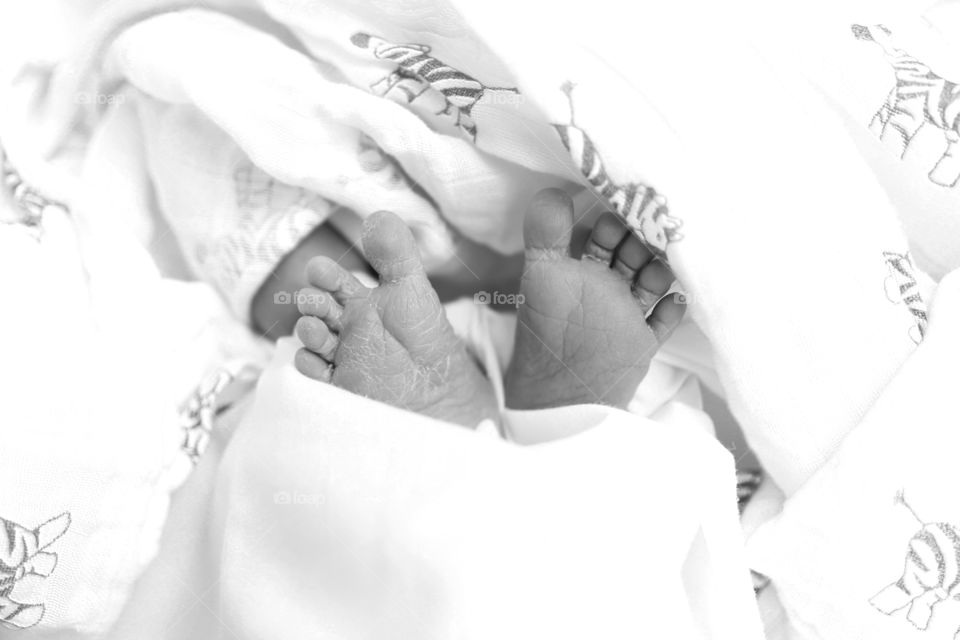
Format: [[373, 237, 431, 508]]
[[51, 0, 933, 495], [2, 0, 959, 637]]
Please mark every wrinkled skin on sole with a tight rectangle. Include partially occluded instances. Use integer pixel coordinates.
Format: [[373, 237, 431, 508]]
[[505, 189, 685, 411], [295, 211, 498, 428]]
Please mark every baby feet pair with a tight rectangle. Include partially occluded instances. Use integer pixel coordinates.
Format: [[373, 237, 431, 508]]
[[294, 189, 684, 426]]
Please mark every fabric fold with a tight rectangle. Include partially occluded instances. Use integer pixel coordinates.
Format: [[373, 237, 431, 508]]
[[209, 339, 763, 640]]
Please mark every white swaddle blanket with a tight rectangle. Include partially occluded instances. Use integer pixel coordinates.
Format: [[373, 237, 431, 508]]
[[4, 0, 960, 636], [45, 2, 573, 321], [35, 0, 928, 494], [0, 142, 267, 632], [746, 270, 960, 640], [101, 338, 763, 640]]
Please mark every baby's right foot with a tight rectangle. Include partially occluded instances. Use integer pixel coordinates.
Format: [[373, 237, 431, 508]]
[[294, 211, 498, 428], [504, 189, 685, 410]]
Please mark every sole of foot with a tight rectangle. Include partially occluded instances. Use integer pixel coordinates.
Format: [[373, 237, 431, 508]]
[[294, 210, 498, 428], [504, 189, 685, 410]]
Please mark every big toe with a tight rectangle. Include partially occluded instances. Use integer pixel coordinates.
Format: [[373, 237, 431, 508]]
[[523, 188, 575, 258], [360, 211, 454, 365], [362, 211, 424, 283]]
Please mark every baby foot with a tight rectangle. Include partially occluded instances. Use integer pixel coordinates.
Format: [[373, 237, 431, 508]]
[[505, 189, 685, 410], [294, 211, 498, 428]]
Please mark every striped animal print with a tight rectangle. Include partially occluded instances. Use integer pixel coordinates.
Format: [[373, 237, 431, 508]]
[[180, 362, 260, 465], [553, 82, 683, 258], [196, 161, 329, 291], [351, 32, 519, 141], [0, 143, 67, 235], [871, 493, 960, 634], [853, 24, 960, 187], [0, 513, 70, 629], [883, 251, 928, 344]]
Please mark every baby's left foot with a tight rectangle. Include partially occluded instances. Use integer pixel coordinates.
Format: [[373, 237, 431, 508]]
[[505, 189, 685, 410], [294, 211, 498, 428]]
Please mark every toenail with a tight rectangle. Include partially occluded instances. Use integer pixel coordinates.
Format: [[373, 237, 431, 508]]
[[583, 254, 608, 264], [632, 285, 662, 308]]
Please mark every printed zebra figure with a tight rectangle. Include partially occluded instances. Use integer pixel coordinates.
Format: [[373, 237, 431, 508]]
[[1, 143, 68, 235], [351, 32, 519, 141], [553, 81, 683, 258], [0, 512, 71, 629], [871, 492, 960, 636], [882, 251, 928, 344], [852, 24, 960, 187], [203, 161, 329, 284], [180, 362, 260, 465]]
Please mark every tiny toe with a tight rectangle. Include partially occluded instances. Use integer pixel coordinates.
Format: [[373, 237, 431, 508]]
[[612, 232, 653, 280], [362, 211, 425, 283], [295, 316, 339, 360], [523, 188, 575, 258], [294, 347, 333, 382], [632, 260, 674, 309], [297, 287, 344, 332], [305, 256, 369, 303], [648, 293, 686, 342], [583, 212, 629, 265]]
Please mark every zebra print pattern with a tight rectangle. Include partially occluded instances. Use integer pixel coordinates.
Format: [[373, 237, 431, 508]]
[[180, 362, 260, 465], [553, 82, 683, 258], [351, 32, 518, 141], [871, 492, 960, 633], [193, 161, 330, 305], [736, 470, 772, 596], [0, 144, 67, 235], [853, 24, 960, 187], [882, 251, 928, 344], [0, 513, 71, 630], [736, 469, 763, 509]]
